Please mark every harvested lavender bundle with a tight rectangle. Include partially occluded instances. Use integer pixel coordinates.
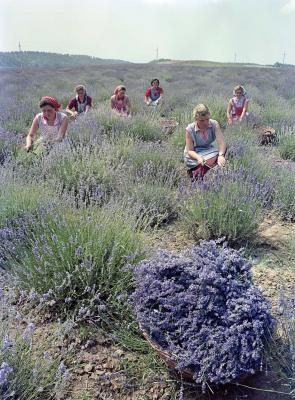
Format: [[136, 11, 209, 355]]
[[131, 240, 275, 389]]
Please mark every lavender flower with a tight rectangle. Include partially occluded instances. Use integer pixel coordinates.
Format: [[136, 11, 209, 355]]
[[2, 337, 12, 350], [0, 362, 13, 386], [131, 240, 275, 388], [22, 322, 35, 341]]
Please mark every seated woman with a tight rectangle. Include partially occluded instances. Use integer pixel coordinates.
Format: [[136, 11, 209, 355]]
[[184, 104, 226, 180], [110, 85, 131, 117], [227, 85, 249, 124], [66, 85, 92, 118], [145, 78, 164, 106], [25, 96, 68, 154]]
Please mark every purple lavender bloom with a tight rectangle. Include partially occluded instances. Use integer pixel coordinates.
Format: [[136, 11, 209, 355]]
[[22, 321, 35, 341], [2, 337, 12, 350], [75, 246, 82, 257], [0, 362, 13, 386], [131, 241, 275, 389]]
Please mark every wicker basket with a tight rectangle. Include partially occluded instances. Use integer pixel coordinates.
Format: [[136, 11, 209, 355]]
[[141, 328, 194, 380], [60, 109, 76, 121], [252, 124, 276, 145], [141, 327, 251, 385], [159, 119, 179, 134]]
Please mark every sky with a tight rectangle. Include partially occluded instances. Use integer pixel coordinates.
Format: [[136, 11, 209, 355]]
[[1, 0, 295, 65]]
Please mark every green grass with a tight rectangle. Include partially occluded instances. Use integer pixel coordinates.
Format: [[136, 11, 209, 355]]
[[0, 184, 52, 227], [6, 205, 144, 320], [278, 134, 295, 161]]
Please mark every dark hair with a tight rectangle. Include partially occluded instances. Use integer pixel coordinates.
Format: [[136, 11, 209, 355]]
[[39, 100, 55, 108], [151, 78, 160, 86]]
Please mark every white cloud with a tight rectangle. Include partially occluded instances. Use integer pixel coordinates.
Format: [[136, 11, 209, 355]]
[[142, 0, 226, 3], [142, 0, 176, 3], [281, 0, 295, 14]]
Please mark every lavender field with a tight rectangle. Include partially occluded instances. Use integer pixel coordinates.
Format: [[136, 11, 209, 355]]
[[0, 63, 295, 400]]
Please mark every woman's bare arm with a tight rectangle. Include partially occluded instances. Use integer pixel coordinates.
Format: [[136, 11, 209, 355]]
[[25, 116, 39, 151]]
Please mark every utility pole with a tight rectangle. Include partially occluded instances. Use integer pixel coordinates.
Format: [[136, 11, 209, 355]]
[[156, 46, 159, 62], [282, 51, 286, 64], [234, 52, 237, 63], [18, 41, 22, 52]]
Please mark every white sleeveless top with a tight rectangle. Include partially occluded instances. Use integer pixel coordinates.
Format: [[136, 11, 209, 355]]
[[37, 112, 66, 144]]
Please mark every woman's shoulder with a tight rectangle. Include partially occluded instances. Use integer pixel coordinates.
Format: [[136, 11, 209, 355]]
[[186, 122, 195, 131], [35, 113, 42, 123], [209, 119, 219, 127], [58, 111, 67, 119]]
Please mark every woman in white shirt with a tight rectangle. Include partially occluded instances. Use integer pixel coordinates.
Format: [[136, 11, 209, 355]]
[[25, 96, 68, 153]]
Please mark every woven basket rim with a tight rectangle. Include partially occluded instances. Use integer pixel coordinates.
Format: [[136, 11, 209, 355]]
[[160, 119, 179, 126], [140, 326, 195, 380], [140, 325, 252, 384], [252, 124, 276, 134]]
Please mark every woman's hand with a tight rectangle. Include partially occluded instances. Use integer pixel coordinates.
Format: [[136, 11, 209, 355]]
[[25, 144, 32, 152], [217, 155, 226, 167], [197, 156, 205, 166]]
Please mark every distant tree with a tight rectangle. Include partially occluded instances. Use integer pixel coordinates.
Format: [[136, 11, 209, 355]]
[[0, 51, 130, 68]]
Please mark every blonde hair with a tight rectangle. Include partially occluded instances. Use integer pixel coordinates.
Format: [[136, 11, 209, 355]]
[[75, 84, 86, 93], [233, 85, 246, 95], [193, 104, 210, 120]]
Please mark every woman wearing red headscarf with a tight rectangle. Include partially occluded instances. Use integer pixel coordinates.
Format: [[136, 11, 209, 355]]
[[110, 85, 131, 117], [25, 96, 68, 153]]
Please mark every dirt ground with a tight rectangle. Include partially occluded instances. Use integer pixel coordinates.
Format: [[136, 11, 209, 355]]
[[53, 217, 294, 400]]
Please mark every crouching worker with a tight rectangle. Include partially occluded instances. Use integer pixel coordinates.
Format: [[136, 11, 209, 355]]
[[227, 85, 249, 124], [145, 78, 164, 106], [66, 85, 92, 118], [110, 85, 131, 117], [184, 104, 226, 180], [25, 96, 68, 155]]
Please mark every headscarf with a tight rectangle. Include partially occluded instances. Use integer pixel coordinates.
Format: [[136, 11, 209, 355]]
[[39, 96, 61, 110]]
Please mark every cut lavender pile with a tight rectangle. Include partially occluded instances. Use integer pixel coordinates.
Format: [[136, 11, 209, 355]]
[[131, 240, 275, 389]]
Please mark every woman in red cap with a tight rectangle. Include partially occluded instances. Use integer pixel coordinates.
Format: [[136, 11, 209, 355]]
[[25, 96, 68, 153]]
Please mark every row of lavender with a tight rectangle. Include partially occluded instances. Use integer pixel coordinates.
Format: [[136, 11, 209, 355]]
[[0, 65, 295, 398]]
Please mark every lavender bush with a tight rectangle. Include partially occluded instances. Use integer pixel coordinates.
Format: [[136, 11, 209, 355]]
[[267, 291, 295, 393], [119, 140, 183, 188], [180, 167, 270, 243], [0, 184, 52, 226], [38, 143, 118, 207], [131, 241, 275, 390], [121, 182, 178, 227], [0, 285, 69, 399], [0, 132, 20, 165], [2, 205, 144, 320], [273, 167, 295, 221], [278, 134, 295, 161]]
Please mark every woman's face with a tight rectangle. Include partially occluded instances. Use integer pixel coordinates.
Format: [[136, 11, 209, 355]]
[[152, 80, 159, 89], [235, 89, 243, 98], [77, 89, 85, 98], [196, 114, 210, 130], [118, 89, 126, 97], [41, 105, 56, 120]]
